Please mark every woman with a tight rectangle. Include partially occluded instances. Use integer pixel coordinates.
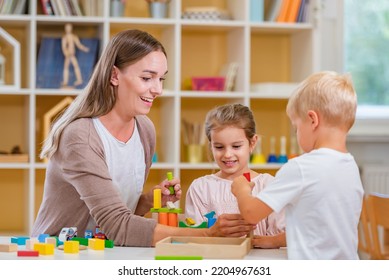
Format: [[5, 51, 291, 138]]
[[32, 29, 252, 247]]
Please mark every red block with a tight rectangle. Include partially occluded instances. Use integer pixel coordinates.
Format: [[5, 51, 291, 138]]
[[243, 172, 251, 181], [17, 250, 39, 257]]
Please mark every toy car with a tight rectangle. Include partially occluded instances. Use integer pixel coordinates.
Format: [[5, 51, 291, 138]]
[[58, 227, 77, 242], [94, 225, 107, 240]]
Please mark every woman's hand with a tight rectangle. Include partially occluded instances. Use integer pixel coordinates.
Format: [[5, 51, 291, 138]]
[[155, 176, 182, 206], [208, 213, 255, 237]]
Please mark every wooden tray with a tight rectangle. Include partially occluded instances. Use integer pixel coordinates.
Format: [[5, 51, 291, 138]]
[[155, 236, 251, 259]]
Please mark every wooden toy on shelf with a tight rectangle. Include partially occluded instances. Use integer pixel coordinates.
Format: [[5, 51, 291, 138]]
[[0, 27, 20, 90]]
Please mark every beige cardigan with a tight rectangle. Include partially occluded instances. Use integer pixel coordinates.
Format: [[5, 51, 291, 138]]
[[31, 117, 157, 247]]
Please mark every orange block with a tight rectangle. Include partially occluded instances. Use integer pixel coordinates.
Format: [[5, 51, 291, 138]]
[[158, 212, 168, 225], [168, 212, 178, 227]]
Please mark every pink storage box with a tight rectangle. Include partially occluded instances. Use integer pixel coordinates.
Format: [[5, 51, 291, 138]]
[[192, 77, 225, 91]]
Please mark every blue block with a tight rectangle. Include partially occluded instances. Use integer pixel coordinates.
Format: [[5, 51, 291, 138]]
[[278, 155, 288, 163], [207, 218, 217, 228], [11, 236, 30, 245], [38, 233, 50, 243]]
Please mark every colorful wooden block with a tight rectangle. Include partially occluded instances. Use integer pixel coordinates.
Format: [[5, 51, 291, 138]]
[[17, 250, 39, 257], [0, 243, 18, 252], [11, 236, 30, 245], [88, 238, 104, 250], [72, 237, 89, 246], [153, 189, 161, 209], [38, 233, 50, 243], [64, 240, 79, 254], [105, 239, 114, 248], [26, 238, 38, 250], [34, 243, 55, 255], [45, 237, 57, 247], [185, 217, 196, 226]]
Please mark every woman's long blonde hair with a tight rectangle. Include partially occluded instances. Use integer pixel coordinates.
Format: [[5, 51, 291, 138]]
[[40, 29, 166, 159]]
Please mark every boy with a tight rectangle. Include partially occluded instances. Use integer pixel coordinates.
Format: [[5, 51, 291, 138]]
[[231, 71, 364, 259]]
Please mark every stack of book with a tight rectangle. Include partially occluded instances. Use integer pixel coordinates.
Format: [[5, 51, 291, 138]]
[[264, 0, 309, 23], [40, 0, 103, 16], [0, 0, 27, 15]]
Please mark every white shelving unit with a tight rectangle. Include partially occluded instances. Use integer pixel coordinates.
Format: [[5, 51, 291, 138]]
[[0, 0, 321, 235]]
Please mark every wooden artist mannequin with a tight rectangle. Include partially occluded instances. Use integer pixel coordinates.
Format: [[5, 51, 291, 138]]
[[61, 23, 89, 87]]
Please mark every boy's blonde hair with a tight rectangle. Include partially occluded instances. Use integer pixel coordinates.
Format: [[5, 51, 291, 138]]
[[286, 71, 357, 130]]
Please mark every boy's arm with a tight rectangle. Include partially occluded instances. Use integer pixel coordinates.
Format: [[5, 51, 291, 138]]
[[232, 175, 273, 224]]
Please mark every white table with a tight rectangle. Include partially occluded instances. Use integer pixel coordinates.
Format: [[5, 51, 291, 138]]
[[0, 236, 287, 260]]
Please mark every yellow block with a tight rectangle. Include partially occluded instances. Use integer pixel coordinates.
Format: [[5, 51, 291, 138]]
[[153, 189, 161, 209], [185, 217, 196, 226], [64, 240, 79, 254], [34, 243, 54, 255], [88, 238, 105, 250]]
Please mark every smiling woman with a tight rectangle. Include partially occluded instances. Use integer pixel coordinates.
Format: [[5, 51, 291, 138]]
[[31, 29, 254, 247]]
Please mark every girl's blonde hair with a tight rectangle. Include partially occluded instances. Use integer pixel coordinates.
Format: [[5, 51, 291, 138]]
[[40, 29, 166, 159], [205, 103, 257, 142], [286, 71, 357, 130]]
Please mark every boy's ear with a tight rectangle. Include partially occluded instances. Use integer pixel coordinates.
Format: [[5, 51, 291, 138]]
[[307, 110, 319, 129], [110, 66, 119, 86]]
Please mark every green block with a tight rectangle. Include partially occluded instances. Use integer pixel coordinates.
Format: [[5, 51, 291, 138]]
[[155, 255, 203, 260], [178, 221, 207, 228], [71, 237, 89, 246], [150, 207, 183, 214], [105, 239, 114, 248]]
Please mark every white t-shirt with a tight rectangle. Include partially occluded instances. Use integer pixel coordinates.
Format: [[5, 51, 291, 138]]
[[258, 148, 364, 259], [93, 118, 145, 212], [185, 173, 285, 236]]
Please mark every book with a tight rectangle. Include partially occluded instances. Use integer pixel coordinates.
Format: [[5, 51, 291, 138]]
[[276, 0, 291, 22], [49, 0, 60, 15], [221, 62, 238, 91], [70, 0, 83, 16], [250, 0, 264, 22], [36, 36, 99, 89], [296, 0, 306, 22], [13, 0, 28, 14], [265, 0, 283, 22], [286, 0, 302, 22], [40, 0, 53, 15]]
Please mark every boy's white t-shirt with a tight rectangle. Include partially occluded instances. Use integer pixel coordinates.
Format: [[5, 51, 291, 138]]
[[93, 118, 145, 212], [257, 148, 364, 260]]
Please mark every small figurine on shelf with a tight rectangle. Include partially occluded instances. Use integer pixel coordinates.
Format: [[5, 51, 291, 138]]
[[288, 135, 299, 159], [278, 136, 288, 163], [267, 136, 278, 163], [61, 23, 90, 88], [251, 135, 266, 164]]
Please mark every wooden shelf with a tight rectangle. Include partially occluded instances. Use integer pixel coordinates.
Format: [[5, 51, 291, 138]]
[[0, 0, 321, 235]]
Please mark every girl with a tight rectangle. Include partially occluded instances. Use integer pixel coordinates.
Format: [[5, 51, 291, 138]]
[[185, 103, 286, 248]]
